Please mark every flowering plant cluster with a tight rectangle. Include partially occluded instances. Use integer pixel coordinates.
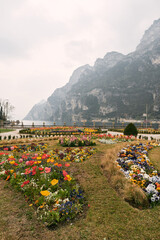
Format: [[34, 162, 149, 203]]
[[98, 133, 135, 144], [82, 128, 98, 134], [59, 135, 96, 147], [0, 145, 96, 226], [20, 127, 81, 135], [19, 127, 101, 136], [138, 128, 160, 134], [117, 143, 160, 204], [0, 143, 48, 152]]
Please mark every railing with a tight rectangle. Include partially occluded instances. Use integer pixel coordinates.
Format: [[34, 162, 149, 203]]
[[0, 120, 159, 130]]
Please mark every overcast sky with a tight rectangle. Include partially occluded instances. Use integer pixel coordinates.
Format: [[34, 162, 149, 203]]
[[0, 0, 160, 120]]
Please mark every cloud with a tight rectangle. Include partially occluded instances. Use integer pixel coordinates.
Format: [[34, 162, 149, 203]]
[[0, 0, 160, 119]]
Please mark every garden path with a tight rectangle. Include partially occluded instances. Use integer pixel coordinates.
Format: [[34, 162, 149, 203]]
[[0, 129, 22, 139], [108, 130, 160, 140]]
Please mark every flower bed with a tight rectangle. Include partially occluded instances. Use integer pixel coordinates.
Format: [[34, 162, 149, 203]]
[[117, 142, 160, 205], [98, 133, 135, 144], [59, 135, 96, 147], [138, 128, 160, 134], [0, 145, 96, 226], [19, 127, 82, 135], [19, 127, 101, 136], [0, 143, 48, 152]]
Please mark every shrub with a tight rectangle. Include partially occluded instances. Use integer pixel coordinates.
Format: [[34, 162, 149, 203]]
[[124, 123, 138, 137], [8, 135, 11, 140]]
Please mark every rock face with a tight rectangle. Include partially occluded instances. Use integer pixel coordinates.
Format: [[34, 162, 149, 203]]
[[24, 19, 160, 124]]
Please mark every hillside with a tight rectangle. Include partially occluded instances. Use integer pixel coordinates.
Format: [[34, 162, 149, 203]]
[[24, 19, 160, 124]]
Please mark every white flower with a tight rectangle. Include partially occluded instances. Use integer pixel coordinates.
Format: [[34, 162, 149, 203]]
[[151, 176, 160, 183], [63, 198, 69, 203], [151, 194, 159, 202], [143, 173, 150, 180], [0, 170, 5, 175], [146, 184, 158, 194]]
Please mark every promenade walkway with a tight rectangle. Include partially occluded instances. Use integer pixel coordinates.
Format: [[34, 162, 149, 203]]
[[0, 129, 160, 141], [108, 131, 160, 140], [0, 129, 22, 140]]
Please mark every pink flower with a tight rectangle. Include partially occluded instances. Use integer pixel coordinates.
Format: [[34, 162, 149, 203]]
[[45, 167, 51, 173], [0, 161, 5, 165], [10, 146, 14, 151], [19, 159, 23, 163]]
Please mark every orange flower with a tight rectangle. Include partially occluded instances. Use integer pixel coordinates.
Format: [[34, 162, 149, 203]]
[[40, 190, 50, 196], [6, 175, 10, 181]]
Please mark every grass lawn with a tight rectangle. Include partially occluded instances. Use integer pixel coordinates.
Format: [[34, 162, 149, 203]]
[[0, 128, 14, 133], [0, 140, 160, 240]]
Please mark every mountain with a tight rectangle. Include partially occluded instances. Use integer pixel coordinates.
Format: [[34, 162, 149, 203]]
[[24, 19, 160, 124]]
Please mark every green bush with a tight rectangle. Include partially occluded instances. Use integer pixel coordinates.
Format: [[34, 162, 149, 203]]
[[124, 123, 138, 137]]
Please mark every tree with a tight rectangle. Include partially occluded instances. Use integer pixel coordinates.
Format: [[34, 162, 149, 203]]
[[124, 123, 138, 137], [0, 99, 14, 121]]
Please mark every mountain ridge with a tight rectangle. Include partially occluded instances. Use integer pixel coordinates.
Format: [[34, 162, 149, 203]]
[[24, 18, 160, 124]]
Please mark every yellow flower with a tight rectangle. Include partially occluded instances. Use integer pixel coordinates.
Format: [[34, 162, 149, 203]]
[[29, 204, 33, 207], [10, 161, 15, 164], [51, 179, 58, 186], [66, 175, 72, 181], [10, 169, 14, 173], [40, 190, 50, 196]]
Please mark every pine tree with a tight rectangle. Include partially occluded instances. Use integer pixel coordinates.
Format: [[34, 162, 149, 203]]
[[124, 123, 138, 136]]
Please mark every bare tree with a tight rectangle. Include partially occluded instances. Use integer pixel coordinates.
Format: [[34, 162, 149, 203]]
[[0, 99, 15, 120]]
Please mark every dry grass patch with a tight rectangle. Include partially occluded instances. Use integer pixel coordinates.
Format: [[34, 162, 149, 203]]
[[148, 146, 160, 171]]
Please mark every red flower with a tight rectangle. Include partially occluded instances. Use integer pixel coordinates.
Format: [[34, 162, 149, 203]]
[[62, 170, 68, 177], [65, 163, 70, 167], [21, 180, 30, 188], [25, 168, 31, 175], [39, 167, 44, 171], [32, 166, 37, 171]]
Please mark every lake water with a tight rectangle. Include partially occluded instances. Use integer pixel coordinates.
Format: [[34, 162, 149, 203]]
[[21, 120, 54, 126]]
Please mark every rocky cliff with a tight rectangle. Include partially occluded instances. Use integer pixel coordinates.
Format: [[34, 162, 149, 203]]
[[24, 19, 160, 124]]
